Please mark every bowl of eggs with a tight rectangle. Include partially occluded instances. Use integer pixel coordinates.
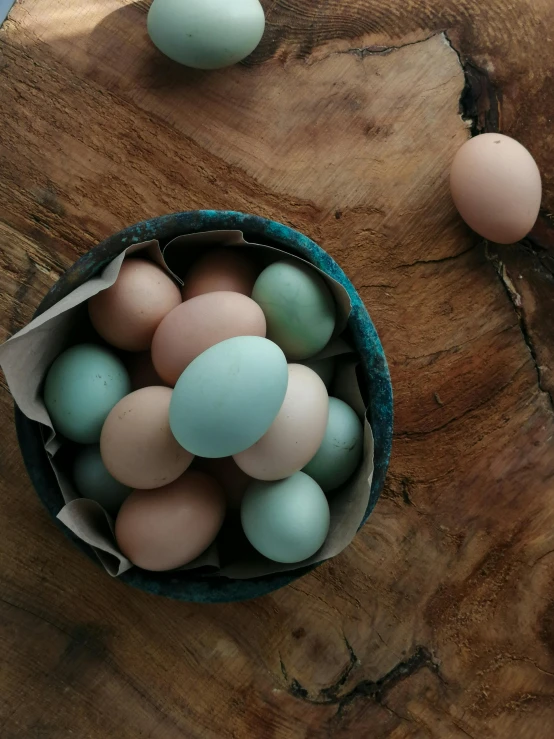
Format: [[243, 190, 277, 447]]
[[9, 211, 393, 602]]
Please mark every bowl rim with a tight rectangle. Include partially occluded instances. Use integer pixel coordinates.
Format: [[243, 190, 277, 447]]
[[15, 210, 393, 603]]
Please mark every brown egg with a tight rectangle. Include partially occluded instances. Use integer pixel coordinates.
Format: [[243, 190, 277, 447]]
[[100, 386, 193, 489], [126, 351, 170, 391], [194, 456, 252, 509], [182, 248, 258, 300], [115, 470, 225, 571], [88, 259, 182, 351], [234, 364, 329, 481], [152, 291, 266, 385], [450, 133, 542, 244]]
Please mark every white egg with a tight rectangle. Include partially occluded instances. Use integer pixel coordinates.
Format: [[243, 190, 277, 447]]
[[147, 0, 265, 70]]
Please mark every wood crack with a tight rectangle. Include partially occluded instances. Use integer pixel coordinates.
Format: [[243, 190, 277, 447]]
[[338, 31, 444, 59], [395, 242, 477, 270], [303, 30, 445, 66], [280, 644, 444, 716], [443, 31, 500, 135], [486, 245, 554, 412]]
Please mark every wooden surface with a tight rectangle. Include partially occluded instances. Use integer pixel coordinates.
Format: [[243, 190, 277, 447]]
[[2, 1, 554, 736]]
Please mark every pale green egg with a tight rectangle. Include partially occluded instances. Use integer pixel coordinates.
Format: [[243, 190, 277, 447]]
[[44, 344, 131, 444], [169, 336, 288, 458], [73, 445, 131, 516], [302, 397, 363, 492], [147, 0, 265, 70], [252, 260, 336, 360], [241, 472, 330, 563]]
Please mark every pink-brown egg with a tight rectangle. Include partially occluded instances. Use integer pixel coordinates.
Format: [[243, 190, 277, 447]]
[[182, 248, 258, 300], [126, 351, 171, 391], [450, 133, 542, 244], [233, 364, 329, 480], [88, 259, 182, 351], [115, 470, 225, 571], [194, 456, 252, 509], [152, 291, 266, 385], [100, 386, 193, 489]]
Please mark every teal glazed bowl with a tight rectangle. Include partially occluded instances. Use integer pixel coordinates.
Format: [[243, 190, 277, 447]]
[[15, 211, 393, 603]]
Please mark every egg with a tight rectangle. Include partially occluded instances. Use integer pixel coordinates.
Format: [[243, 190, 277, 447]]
[[152, 291, 266, 386], [302, 397, 363, 492], [147, 0, 265, 70], [193, 457, 252, 509], [252, 259, 336, 360], [182, 249, 258, 300], [126, 351, 170, 390], [241, 472, 330, 563], [73, 445, 131, 516], [115, 470, 225, 571], [100, 386, 193, 489], [88, 258, 181, 351], [450, 133, 542, 243], [44, 344, 131, 443], [299, 356, 335, 388], [169, 336, 288, 458], [234, 365, 329, 481]]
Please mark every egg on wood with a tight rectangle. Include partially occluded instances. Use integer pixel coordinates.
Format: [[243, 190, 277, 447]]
[[450, 133, 541, 243], [147, 0, 265, 70]]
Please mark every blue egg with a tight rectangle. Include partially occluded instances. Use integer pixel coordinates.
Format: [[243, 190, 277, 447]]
[[169, 336, 288, 458], [73, 445, 131, 516], [241, 472, 330, 563], [44, 344, 131, 443], [302, 397, 363, 492]]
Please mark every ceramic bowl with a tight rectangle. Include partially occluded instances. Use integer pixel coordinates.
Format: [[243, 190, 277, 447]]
[[15, 211, 393, 603]]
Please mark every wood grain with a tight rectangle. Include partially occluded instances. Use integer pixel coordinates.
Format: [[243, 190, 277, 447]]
[[2, 1, 554, 737]]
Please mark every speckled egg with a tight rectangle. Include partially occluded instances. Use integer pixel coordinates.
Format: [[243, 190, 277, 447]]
[[303, 397, 363, 492], [44, 343, 131, 443]]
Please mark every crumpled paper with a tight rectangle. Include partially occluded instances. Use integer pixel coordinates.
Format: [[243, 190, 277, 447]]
[[0, 231, 373, 579]]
